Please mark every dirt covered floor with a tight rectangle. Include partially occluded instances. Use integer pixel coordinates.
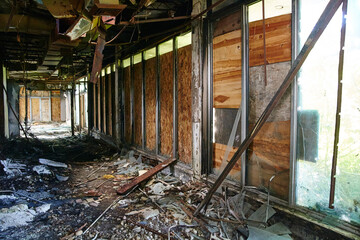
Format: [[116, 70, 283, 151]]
[[0, 125, 311, 240]]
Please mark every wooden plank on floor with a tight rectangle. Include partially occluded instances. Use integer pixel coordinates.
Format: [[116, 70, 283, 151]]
[[116, 158, 176, 194]]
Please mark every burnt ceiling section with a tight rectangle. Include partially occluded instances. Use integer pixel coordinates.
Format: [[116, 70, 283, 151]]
[[0, 0, 192, 88]]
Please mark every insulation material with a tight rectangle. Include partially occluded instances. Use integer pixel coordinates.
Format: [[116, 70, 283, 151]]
[[213, 30, 242, 109], [31, 98, 40, 122], [51, 97, 61, 122], [133, 63, 142, 146], [124, 66, 131, 143], [107, 74, 112, 135], [248, 62, 291, 200], [177, 45, 192, 164], [159, 52, 173, 156], [249, 14, 291, 67], [145, 58, 156, 151]]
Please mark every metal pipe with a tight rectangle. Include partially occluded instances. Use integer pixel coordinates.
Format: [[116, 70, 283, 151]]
[[194, 0, 343, 216], [118, 16, 190, 25], [289, 0, 299, 207], [155, 45, 161, 155], [173, 37, 178, 159], [329, 0, 347, 209], [241, 4, 249, 187]]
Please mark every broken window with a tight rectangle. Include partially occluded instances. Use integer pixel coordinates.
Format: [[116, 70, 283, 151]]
[[211, 9, 242, 181], [296, 0, 360, 225]]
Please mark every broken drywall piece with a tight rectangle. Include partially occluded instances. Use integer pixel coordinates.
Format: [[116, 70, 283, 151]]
[[248, 203, 276, 224], [248, 226, 292, 240], [266, 222, 292, 235], [33, 165, 52, 175], [39, 158, 68, 168]]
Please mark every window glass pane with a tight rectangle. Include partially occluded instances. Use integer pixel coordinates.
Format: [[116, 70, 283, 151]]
[[335, 0, 360, 224], [144, 47, 156, 60], [159, 39, 173, 55], [177, 32, 191, 49], [123, 58, 130, 68], [295, 0, 360, 225], [133, 53, 142, 64], [249, 0, 291, 22]]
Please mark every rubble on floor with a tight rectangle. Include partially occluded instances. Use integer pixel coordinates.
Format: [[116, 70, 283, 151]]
[[0, 132, 294, 239]]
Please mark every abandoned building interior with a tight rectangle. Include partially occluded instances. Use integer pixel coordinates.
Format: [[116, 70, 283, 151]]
[[0, 0, 359, 239]]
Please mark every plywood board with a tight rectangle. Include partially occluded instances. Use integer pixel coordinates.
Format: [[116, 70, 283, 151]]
[[124, 66, 131, 143], [213, 29, 242, 109], [213, 10, 241, 37], [249, 14, 291, 66], [31, 98, 40, 122], [177, 45, 192, 164], [107, 74, 112, 135], [213, 143, 241, 181], [41, 98, 50, 121], [160, 52, 173, 156], [97, 80, 101, 131], [102, 75, 106, 133], [134, 63, 143, 146], [51, 97, 61, 122], [145, 58, 156, 151], [247, 120, 291, 200], [93, 83, 97, 129], [19, 97, 25, 122]]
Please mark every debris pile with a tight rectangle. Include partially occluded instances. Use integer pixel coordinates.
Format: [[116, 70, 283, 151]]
[[0, 127, 294, 239]]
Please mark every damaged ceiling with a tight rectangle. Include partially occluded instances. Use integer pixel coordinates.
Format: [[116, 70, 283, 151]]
[[0, 0, 192, 88]]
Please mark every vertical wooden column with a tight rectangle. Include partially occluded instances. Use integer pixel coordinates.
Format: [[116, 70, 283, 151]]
[[191, 0, 206, 177]]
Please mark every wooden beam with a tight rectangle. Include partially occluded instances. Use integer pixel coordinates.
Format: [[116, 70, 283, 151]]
[[116, 158, 176, 194]]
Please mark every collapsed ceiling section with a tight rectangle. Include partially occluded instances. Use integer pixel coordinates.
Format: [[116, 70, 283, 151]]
[[0, 0, 192, 89]]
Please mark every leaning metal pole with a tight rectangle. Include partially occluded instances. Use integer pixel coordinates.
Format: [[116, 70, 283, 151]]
[[194, 0, 344, 216], [329, 0, 347, 209]]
